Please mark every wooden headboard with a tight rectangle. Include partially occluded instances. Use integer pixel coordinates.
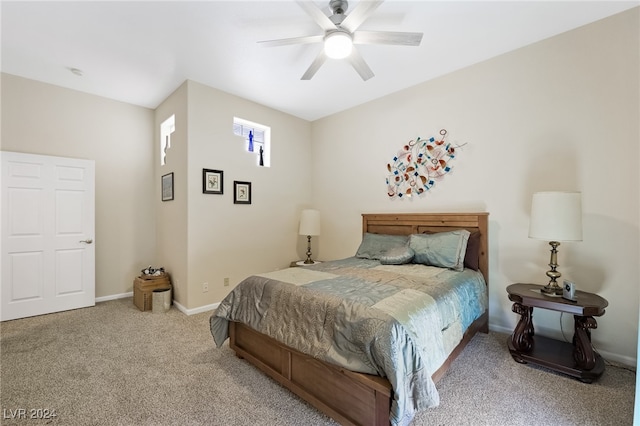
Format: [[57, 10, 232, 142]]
[[362, 212, 489, 287]]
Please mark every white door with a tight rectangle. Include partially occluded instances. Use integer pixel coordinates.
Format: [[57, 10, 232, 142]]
[[1, 151, 95, 321]]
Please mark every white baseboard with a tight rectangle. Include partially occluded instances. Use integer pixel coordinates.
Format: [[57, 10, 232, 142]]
[[95, 292, 133, 303], [488, 323, 512, 335], [95, 293, 218, 316], [489, 322, 637, 368], [173, 300, 219, 316], [597, 349, 637, 368]]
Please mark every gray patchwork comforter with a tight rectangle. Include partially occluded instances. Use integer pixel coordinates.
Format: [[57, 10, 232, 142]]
[[210, 257, 487, 426]]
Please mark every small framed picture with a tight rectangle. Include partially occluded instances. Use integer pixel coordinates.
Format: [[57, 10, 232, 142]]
[[203, 169, 223, 194], [233, 181, 251, 204], [161, 172, 174, 201]]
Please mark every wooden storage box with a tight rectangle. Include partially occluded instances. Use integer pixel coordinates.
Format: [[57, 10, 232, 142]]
[[133, 273, 171, 311]]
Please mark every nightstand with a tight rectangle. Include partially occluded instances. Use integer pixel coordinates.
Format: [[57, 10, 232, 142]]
[[506, 283, 608, 383]]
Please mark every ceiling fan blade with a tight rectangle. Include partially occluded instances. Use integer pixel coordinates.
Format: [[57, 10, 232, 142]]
[[258, 35, 324, 47], [296, 1, 336, 32], [301, 50, 327, 80], [347, 48, 374, 81], [353, 30, 423, 46], [340, 0, 384, 33]]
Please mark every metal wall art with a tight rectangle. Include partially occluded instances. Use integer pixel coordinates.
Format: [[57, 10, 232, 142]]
[[386, 129, 461, 199]]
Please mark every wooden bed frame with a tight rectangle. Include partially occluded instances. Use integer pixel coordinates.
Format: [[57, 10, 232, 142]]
[[229, 213, 489, 426]]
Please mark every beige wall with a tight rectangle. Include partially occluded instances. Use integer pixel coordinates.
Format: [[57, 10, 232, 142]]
[[154, 82, 189, 306], [2, 8, 636, 364], [1, 73, 156, 298], [154, 80, 313, 308], [310, 9, 639, 364]]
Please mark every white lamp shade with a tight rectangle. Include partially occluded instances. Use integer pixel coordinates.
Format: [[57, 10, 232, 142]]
[[529, 191, 583, 242], [299, 209, 321, 236]]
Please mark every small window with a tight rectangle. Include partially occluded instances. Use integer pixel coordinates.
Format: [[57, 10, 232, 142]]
[[160, 115, 175, 166], [233, 117, 270, 167]]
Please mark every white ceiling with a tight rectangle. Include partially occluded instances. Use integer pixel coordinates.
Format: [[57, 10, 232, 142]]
[[1, 1, 637, 121]]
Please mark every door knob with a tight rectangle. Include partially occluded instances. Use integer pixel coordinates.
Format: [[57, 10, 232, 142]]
[[79, 239, 93, 244]]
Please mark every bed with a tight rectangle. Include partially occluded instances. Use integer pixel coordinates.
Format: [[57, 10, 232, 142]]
[[210, 212, 489, 426]]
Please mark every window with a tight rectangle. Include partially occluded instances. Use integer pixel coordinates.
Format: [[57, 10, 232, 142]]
[[160, 115, 175, 166], [233, 117, 270, 167]]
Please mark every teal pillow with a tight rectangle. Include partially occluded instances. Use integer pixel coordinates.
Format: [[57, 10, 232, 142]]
[[409, 230, 470, 271], [380, 246, 415, 265], [355, 233, 409, 260]]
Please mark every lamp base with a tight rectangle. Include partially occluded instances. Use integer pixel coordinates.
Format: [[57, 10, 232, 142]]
[[540, 241, 563, 296], [540, 284, 563, 295], [296, 260, 320, 266], [303, 235, 316, 265]]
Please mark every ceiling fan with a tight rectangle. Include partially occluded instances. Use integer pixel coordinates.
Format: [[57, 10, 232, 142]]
[[258, 0, 423, 81]]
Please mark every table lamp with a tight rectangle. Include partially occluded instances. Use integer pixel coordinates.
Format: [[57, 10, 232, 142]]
[[299, 209, 321, 264], [528, 191, 583, 295]]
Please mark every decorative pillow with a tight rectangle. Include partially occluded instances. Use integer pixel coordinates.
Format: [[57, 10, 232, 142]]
[[379, 246, 415, 265], [464, 231, 481, 271], [422, 229, 481, 271], [409, 230, 470, 271], [355, 233, 409, 260]]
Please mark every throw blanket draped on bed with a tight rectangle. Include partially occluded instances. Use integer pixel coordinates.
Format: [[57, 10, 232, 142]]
[[210, 257, 487, 426]]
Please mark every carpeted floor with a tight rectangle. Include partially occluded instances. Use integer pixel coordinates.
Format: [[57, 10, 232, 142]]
[[0, 298, 635, 425]]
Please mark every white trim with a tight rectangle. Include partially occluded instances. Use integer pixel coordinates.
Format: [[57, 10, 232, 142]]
[[597, 349, 637, 368], [95, 292, 219, 316], [488, 323, 512, 335], [173, 300, 219, 316], [95, 292, 133, 303]]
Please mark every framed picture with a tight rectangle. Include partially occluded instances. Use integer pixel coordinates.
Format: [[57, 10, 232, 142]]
[[233, 181, 251, 204], [202, 169, 223, 194], [162, 172, 174, 201]]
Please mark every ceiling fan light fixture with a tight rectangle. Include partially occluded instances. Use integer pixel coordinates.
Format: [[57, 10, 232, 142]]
[[324, 31, 353, 59]]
